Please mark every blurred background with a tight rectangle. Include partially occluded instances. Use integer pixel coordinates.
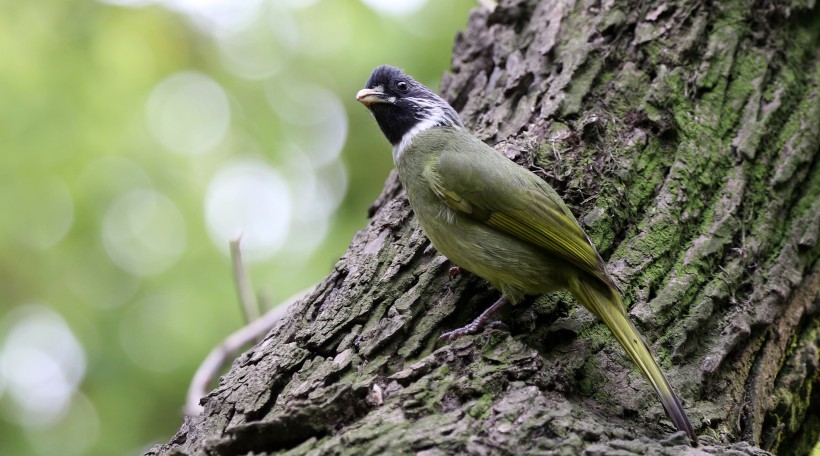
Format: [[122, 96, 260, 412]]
[[0, 0, 473, 454]]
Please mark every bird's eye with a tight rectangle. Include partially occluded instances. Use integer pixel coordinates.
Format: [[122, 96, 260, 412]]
[[396, 80, 409, 93]]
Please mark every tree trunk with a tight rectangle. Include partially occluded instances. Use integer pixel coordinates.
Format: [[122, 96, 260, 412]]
[[147, 0, 819, 454]]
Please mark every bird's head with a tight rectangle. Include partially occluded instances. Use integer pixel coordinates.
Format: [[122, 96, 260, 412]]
[[356, 65, 463, 160]]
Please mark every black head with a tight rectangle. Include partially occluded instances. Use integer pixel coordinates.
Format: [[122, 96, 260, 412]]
[[357, 65, 462, 151]]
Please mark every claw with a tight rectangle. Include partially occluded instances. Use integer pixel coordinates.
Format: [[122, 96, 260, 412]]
[[437, 295, 510, 344]]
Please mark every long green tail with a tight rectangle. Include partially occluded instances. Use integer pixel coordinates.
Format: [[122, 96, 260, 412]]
[[569, 276, 698, 445]]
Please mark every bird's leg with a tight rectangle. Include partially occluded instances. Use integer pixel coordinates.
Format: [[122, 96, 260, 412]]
[[438, 296, 510, 342]]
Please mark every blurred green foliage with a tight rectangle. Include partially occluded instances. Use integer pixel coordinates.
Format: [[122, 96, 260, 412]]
[[0, 1, 473, 454]]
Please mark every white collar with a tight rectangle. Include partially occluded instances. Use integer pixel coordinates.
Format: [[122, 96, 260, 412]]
[[392, 99, 463, 162], [392, 116, 446, 162]]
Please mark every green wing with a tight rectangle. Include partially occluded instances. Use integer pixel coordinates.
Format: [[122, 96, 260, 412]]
[[423, 135, 613, 289]]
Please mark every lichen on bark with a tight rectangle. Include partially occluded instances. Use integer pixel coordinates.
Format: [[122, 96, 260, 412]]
[[148, 1, 819, 455]]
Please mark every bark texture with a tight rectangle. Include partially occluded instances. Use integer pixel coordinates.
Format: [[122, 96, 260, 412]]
[[148, 0, 819, 454]]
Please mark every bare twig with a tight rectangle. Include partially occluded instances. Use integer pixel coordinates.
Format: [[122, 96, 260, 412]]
[[230, 236, 260, 324]]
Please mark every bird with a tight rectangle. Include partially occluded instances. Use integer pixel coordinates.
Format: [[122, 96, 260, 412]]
[[356, 64, 698, 445]]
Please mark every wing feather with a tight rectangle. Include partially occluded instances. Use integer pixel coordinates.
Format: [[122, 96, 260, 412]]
[[425, 134, 613, 288]]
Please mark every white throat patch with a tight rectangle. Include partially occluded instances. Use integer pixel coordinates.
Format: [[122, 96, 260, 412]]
[[393, 116, 442, 162], [392, 98, 463, 163]]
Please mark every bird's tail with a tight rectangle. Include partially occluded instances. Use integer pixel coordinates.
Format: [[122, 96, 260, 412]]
[[568, 276, 698, 445]]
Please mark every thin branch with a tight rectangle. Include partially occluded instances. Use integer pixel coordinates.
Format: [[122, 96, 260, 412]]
[[230, 235, 260, 324]]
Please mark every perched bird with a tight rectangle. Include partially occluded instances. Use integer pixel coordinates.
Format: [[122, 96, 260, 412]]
[[356, 65, 697, 445]]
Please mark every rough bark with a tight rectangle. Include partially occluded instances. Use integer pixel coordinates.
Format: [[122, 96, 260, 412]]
[[148, 0, 819, 454]]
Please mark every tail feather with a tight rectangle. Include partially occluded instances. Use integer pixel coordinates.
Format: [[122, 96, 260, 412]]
[[569, 277, 698, 445]]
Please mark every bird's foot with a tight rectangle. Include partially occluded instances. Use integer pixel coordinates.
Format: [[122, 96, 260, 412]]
[[438, 320, 506, 342], [437, 296, 510, 344], [438, 320, 484, 342]]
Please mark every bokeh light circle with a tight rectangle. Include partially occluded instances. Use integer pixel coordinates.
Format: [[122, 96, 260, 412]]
[[0, 305, 86, 426], [205, 159, 291, 261], [360, 0, 428, 15], [102, 189, 187, 276], [265, 82, 348, 166], [216, 5, 299, 79], [146, 71, 230, 155]]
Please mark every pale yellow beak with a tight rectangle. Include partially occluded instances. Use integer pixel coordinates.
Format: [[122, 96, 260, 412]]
[[356, 88, 387, 107]]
